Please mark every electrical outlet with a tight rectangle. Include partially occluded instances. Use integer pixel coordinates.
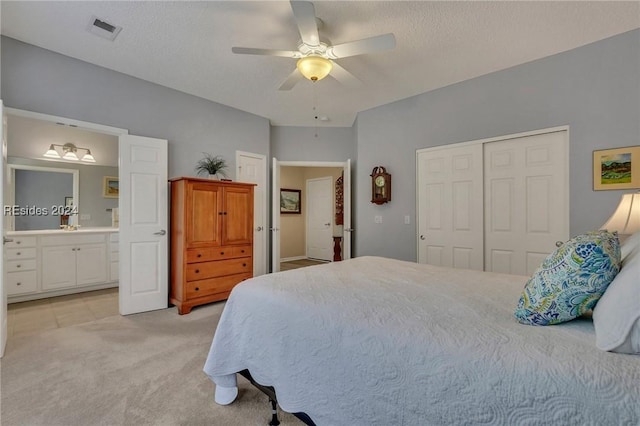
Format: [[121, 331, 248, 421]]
[[374, 215, 383, 224]]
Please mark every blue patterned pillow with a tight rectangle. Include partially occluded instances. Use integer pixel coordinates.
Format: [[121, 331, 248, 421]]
[[514, 230, 621, 326]]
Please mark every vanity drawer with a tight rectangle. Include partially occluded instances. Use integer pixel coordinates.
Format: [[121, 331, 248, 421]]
[[5, 236, 37, 249], [6, 259, 36, 273], [6, 248, 36, 260], [6, 271, 37, 295], [186, 273, 251, 299], [186, 257, 252, 281]]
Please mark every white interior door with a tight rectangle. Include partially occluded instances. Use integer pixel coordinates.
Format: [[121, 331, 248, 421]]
[[0, 101, 7, 357], [271, 157, 281, 272], [417, 144, 484, 270], [306, 177, 333, 261], [484, 130, 569, 275], [119, 134, 168, 315], [342, 159, 352, 260], [236, 151, 267, 276]]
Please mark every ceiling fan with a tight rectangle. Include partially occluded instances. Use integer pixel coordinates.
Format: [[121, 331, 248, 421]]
[[231, 1, 396, 90]]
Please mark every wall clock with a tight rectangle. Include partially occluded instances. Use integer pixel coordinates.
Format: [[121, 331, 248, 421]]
[[370, 166, 391, 205]]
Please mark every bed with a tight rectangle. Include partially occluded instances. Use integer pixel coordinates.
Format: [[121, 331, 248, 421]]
[[203, 256, 640, 425]]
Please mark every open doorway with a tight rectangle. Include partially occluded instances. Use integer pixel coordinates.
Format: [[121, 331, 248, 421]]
[[280, 166, 343, 265], [274, 161, 351, 272], [4, 110, 121, 339]]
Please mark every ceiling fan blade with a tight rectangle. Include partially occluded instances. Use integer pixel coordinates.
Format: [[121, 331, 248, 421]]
[[279, 68, 304, 91], [328, 33, 396, 59], [232, 47, 299, 58], [290, 1, 320, 47], [329, 62, 362, 88]]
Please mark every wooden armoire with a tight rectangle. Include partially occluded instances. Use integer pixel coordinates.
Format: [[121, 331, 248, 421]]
[[169, 177, 255, 314]]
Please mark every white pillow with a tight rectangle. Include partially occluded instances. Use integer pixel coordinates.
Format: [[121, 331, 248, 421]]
[[621, 231, 640, 264], [593, 232, 640, 354]]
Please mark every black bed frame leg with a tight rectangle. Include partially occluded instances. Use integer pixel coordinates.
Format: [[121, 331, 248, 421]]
[[268, 398, 280, 426]]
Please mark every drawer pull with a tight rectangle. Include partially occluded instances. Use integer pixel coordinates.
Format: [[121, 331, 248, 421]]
[[243, 263, 247, 267], [16, 241, 21, 245], [16, 252, 21, 256], [220, 251, 225, 255], [16, 282, 21, 286], [195, 287, 199, 291], [195, 269, 200, 273], [197, 254, 202, 258], [16, 264, 21, 268], [240, 249, 245, 253]]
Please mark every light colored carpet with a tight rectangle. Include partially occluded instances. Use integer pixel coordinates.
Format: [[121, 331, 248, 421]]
[[0, 302, 301, 425]]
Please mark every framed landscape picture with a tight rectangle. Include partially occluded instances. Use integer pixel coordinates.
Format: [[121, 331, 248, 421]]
[[593, 146, 640, 191], [280, 188, 301, 214], [103, 176, 119, 198]]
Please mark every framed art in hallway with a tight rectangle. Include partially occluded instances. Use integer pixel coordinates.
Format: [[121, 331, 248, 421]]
[[280, 188, 301, 214], [103, 176, 119, 198], [593, 146, 640, 190]]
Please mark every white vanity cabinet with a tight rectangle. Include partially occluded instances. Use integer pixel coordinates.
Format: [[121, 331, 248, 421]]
[[6, 229, 118, 303]]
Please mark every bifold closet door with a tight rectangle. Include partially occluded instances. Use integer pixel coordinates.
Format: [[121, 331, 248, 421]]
[[417, 144, 484, 270], [484, 131, 569, 276]]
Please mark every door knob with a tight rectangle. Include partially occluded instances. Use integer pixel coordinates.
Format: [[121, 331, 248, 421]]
[[555, 240, 564, 247], [420, 235, 426, 240], [256, 226, 263, 231], [154, 229, 167, 236]]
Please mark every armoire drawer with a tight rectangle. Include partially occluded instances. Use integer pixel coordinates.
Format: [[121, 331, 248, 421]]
[[186, 245, 251, 263], [186, 273, 252, 299], [186, 247, 235, 263], [186, 257, 252, 281]]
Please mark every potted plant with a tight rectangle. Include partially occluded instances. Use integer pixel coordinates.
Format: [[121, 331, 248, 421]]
[[195, 153, 228, 179]]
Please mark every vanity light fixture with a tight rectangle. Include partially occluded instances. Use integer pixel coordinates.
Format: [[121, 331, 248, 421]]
[[43, 143, 96, 163]]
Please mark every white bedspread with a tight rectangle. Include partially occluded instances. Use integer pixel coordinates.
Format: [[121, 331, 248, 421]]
[[203, 256, 640, 425]]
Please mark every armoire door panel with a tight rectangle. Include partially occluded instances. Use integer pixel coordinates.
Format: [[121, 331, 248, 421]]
[[188, 184, 222, 247]]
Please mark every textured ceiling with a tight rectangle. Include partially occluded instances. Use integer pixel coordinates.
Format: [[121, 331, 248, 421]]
[[2, 1, 639, 127]]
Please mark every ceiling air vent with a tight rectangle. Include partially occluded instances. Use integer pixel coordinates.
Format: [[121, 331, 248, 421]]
[[87, 15, 122, 41]]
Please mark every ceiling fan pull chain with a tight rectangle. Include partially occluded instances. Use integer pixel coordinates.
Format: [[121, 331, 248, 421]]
[[313, 82, 319, 138]]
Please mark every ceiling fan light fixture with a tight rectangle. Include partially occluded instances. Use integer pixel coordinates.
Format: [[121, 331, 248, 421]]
[[297, 56, 332, 82]]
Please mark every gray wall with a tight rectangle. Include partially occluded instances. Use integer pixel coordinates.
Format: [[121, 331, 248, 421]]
[[270, 126, 355, 162], [1, 37, 270, 179], [9, 157, 119, 228], [355, 29, 640, 261]]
